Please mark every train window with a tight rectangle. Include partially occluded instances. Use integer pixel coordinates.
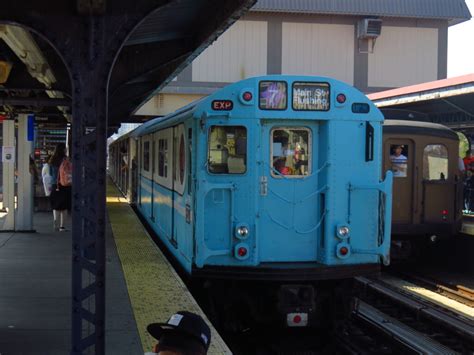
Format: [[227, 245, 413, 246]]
[[259, 81, 287, 110], [143, 141, 150, 172], [158, 139, 168, 178], [208, 126, 247, 174], [271, 128, 311, 177], [389, 144, 408, 178], [423, 144, 448, 181]]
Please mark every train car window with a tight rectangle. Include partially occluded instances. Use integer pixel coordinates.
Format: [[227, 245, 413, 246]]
[[271, 128, 311, 177], [389, 144, 408, 178], [208, 126, 247, 174], [143, 141, 150, 172], [158, 139, 168, 178], [423, 144, 448, 180]]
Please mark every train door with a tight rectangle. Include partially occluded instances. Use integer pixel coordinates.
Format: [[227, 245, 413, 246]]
[[384, 140, 414, 224], [168, 125, 186, 248], [259, 123, 319, 262], [421, 143, 454, 225]]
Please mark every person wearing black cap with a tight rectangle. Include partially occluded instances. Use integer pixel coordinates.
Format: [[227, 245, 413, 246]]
[[147, 311, 211, 355]]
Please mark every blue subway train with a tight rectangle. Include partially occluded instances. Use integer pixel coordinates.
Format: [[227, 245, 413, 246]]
[[109, 75, 392, 327]]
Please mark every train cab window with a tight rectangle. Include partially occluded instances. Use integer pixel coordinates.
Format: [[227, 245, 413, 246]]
[[208, 126, 247, 174], [423, 144, 448, 181], [271, 128, 311, 177], [143, 141, 150, 172], [389, 144, 408, 178]]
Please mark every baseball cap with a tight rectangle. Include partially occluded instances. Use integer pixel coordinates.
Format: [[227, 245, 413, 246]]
[[147, 311, 211, 350]]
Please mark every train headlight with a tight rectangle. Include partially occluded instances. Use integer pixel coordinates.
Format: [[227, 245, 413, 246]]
[[336, 225, 350, 239], [235, 223, 250, 239]]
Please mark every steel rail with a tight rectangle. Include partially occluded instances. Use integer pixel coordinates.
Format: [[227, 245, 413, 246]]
[[355, 277, 474, 343], [354, 300, 457, 355]]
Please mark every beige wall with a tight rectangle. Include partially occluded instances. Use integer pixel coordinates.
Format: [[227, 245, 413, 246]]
[[135, 94, 204, 116], [192, 20, 268, 82], [281, 22, 354, 85], [368, 26, 438, 87]]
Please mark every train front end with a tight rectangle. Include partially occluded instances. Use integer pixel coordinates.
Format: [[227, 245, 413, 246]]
[[192, 75, 392, 327]]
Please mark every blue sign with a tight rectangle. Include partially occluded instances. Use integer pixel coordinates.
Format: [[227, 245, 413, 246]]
[[27, 114, 35, 141]]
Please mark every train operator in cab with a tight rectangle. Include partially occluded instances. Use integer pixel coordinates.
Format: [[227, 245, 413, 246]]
[[147, 311, 211, 355], [390, 145, 408, 177]]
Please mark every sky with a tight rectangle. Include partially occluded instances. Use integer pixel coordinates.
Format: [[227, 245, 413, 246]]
[[448, 0, 474, 77]]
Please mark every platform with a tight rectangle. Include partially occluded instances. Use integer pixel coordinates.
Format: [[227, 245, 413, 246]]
[[0, 211, 142, 354], [106, 182, 231, 354]]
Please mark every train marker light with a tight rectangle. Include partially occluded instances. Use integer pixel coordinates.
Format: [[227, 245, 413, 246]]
[[243, 91, 253, 101], [336, 93, 346, 104], [336, 225, 350, 239], [235, 243, 250, 260], [336, 242, 351, 259], [239, 88, 254, 105], [441, 209, 448, 220]]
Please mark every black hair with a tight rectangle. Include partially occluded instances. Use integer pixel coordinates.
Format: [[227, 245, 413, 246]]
[[49, 143, 66, 167]]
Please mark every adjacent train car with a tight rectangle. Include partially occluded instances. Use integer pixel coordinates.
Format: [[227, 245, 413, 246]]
[[382, 119, 463, 248], [110, 75, 392, 327]]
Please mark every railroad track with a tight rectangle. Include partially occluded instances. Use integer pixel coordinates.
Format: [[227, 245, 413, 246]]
[[393, 271, 474, 307], [353, 276, 474, 354]]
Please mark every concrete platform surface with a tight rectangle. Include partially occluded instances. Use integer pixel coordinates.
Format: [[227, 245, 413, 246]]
[[0, 212, 141, 355]]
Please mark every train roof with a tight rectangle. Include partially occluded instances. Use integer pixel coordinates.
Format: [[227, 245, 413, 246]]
[[129, 75, 382, 137], [383, 119, 459, 140]]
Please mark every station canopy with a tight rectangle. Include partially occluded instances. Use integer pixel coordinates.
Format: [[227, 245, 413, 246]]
[[0, 0, 255, 130], [368, 74, 474, 131]]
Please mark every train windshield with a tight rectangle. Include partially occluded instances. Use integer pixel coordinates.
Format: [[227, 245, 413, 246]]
[[208, 126, 247, 174], [423, 144, 448, 180], [271, 128, 311, 177]]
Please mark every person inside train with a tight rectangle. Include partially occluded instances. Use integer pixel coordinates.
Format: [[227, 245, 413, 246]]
[[463, 150, 474, 212], [147, 311, 211, 355], [390, 145, 408, 177]]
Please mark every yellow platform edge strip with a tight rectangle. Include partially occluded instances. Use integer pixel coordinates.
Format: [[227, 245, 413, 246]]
[[106, 181, 232, 354]]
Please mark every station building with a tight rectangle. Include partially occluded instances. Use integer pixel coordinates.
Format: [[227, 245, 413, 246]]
[[135, 0, 471, 118]]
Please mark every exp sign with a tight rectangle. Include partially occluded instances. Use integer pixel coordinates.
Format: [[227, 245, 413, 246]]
[[212, 100, 233, 111], [292, 82, 330, 111]]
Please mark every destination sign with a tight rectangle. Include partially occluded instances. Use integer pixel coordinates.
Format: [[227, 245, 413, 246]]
[[259, 81, 287, 110], [292, 82, 330, 111]]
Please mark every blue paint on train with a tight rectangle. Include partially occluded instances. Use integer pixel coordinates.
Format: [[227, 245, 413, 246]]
[[113, 75, 393, 277]]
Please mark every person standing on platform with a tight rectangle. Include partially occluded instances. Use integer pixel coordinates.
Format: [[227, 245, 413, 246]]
[[146, 311, 211, 355], [49, 143, 72, 231]]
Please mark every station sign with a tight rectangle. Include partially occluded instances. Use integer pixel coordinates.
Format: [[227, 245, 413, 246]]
[[292, 82, 330, 111]]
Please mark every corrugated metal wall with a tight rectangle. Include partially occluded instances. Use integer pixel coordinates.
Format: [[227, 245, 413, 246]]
[[368, 26, 438, 87], [281, 22, 354, 85], [192, 20, 268, 82]]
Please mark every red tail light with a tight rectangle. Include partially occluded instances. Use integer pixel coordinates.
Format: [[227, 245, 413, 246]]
[[238, 247, 247, 257], [339, 246, 349, 256]]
